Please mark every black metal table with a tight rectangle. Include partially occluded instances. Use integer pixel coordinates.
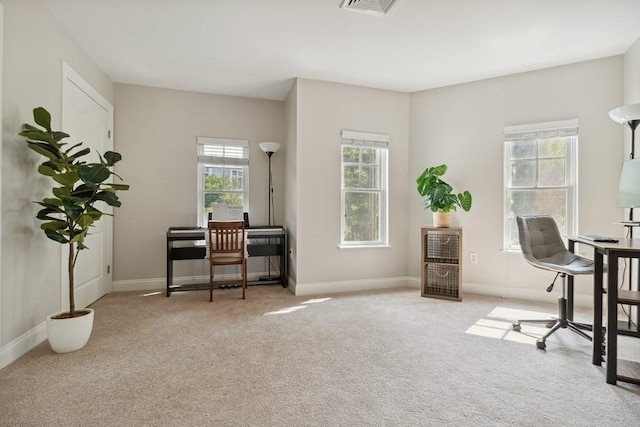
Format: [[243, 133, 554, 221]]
[[166, 226, 287, 296]]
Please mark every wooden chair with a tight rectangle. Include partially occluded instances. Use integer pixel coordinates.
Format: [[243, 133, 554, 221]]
[[207, 220, 247, 301]]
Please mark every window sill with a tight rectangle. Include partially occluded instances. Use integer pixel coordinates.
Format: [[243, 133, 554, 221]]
[[338, 244, 391, 249]]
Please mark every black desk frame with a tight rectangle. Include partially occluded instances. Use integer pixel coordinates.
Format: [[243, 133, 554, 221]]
[[568, 237, 640, 385], [166, 226, 287, 297]]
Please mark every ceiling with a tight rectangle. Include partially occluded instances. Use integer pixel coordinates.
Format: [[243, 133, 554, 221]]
[[45, 0, 640, 101]]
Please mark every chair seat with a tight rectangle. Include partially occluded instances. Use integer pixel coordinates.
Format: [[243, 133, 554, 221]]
[[531, 251, 600, 276], [211, 256, 245, 264]]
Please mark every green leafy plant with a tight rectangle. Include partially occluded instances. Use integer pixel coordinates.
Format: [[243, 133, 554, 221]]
[[416, 164, 472, 212], [20, 107, 129, 318]]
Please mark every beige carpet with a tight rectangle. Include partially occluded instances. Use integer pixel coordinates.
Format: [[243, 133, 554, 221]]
[[1, 286, 639, 426]]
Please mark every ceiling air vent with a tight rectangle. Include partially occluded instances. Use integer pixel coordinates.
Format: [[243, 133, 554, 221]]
[[339, 0, 399, 16]]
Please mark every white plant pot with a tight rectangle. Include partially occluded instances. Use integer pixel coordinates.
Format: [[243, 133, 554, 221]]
[[433, 211, 452, 228], [46, 308, 94, 353]]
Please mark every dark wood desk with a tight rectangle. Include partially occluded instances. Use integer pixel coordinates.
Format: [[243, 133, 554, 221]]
[[166, 226, 287, 296], [568, 236, 640, 385]]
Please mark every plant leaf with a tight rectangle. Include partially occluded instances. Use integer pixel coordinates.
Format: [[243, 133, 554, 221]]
[[33, 107, 52, 132], [103, 151, 122, 166], [26, 142, 60, 161], [106, 183, 130, 191], [458, 191, 472, 212], [76, 214, 95, 228], [63, 203, 84, 219], [52, 171, 79, 187], [41, 220, 68, 231], [95, 191, 121, 207], [51, 131, 70, 142], [68, 147, 91, 161], [44, 228, 68, 244], [77, 164, 110, 186], [37, 164, 57, 176]]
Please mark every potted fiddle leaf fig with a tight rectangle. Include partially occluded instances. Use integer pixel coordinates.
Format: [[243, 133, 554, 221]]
[[19, 107, 129, 353], [416, 164, 472, 227]]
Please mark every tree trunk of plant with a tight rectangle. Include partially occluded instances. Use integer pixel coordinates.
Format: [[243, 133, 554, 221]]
[[68, 242, 75, 317]]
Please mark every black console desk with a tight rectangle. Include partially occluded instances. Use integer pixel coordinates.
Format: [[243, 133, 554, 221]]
[[166, 226, 287, 296]]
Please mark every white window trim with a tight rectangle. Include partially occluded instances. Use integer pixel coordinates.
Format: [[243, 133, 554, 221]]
[[340, 130, 389, 248], [197, 137, 249, 227], [503, 120, 578, 251]]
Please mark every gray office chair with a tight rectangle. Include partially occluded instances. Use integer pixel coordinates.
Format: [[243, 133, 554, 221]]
[[512, 215, 596, 350]]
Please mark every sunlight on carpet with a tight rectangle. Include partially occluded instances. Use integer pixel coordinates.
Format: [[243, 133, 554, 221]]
[[264, 306, 307, 315], [466, 306, 554, 346], [264, 297, 332, 315]]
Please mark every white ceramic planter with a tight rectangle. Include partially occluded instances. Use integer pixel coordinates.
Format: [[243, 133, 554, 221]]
[[46, 308, 94, 353]]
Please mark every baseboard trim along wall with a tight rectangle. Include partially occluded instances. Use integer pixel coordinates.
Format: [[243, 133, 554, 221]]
[[117, 276, 595, 307], [292, 277, 414, 296], [0, 322, 47, 370], [463, 282, 594, 308]]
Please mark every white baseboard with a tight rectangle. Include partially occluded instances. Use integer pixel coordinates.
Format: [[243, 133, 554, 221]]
[[113, 272, 275, 293], [292, 277, 413, 296], [0, 322, 47, 370], [115, 275, 595, 308], [462, 281, 594, 308]]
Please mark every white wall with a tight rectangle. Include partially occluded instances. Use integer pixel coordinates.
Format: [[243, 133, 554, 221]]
[[0, 0, 113, 366], [292, 79, 410, 294], [284, 81, 298, 283], [624, 36, 640, 104], [409, 57, 625, 305], [112, 84, 285, 285]]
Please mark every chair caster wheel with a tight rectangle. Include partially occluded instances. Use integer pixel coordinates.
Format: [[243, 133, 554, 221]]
[[512, 323, 521, 332], [536, 340, 546, 350], [546, 322, 556, 328]]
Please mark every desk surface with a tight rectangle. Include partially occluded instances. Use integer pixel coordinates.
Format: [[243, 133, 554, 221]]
[[569, 236, 640, 252], [167, 226, 285, 240]]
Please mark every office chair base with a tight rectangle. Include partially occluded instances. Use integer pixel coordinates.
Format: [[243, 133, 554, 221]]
[[512, 296, 593, 350], [512, 317, 593, 350]]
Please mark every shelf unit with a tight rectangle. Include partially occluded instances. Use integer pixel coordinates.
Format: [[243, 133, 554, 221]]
[[421, 226, 462, 301], [615, 222, 640, 338]]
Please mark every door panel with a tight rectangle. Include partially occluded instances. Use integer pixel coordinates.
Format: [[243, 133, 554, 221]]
[[61, 64, 113, 309]]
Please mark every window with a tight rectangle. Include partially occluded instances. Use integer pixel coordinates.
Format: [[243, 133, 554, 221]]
[[197, 137, 249, 226], [340, 130, 389, 247], [503, 120, 578, 250]]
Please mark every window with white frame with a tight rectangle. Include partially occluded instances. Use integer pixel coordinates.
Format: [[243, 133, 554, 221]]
[[503, 120, 578, 250], [340, 130, 389, 247], [197, 137, 249, 226]]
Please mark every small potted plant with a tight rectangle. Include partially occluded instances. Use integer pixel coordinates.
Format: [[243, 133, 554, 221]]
[[20, 107, 129, 353], [416, 164, 472, 227]]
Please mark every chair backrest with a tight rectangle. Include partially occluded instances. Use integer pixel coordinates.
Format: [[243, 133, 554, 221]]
[[208, 220, 245, 257], [517, 215, 566, 262]]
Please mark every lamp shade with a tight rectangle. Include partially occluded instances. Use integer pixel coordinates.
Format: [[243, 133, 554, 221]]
[[609, 103, 640, 125], [617, 158, 640, 208], [259, 142, 280, 154]]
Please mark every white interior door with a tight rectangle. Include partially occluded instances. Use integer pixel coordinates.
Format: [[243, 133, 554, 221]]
[[61, 63, 114, 309]]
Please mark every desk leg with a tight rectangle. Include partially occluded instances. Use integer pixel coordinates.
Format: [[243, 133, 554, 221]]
[[606, 254, 618, 385], [593, 250, 604, 366], [166, 244, 172, 297]]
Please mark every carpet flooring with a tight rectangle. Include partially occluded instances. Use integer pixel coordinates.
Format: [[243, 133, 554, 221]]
[[0, 286, 639, 426]]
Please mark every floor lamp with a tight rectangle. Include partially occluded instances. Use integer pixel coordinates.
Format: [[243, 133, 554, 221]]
[[259, 142, 280, 281], [609, 102, 640, 336], [259, 142, 280, 226]]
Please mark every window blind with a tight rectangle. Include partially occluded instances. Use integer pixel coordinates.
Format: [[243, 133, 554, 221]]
[[504, 119, 578, 142], [197, 137, 249, 166], [341, 130, 389, 148]]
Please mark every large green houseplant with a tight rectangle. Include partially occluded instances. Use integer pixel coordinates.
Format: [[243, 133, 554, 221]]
[[416, 164, 472, 227], [20, 107, 129, 352]]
